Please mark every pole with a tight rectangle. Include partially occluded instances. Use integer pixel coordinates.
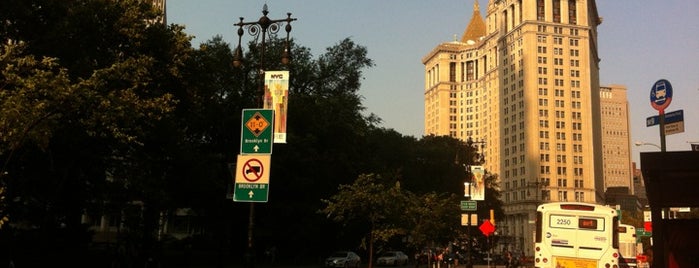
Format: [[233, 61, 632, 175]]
[[467, 213, 471, 268], [466, 168, 472, 268], [233, 7, 296, 268], [659, 111, 666, 152], [247, 202, 255, 267]]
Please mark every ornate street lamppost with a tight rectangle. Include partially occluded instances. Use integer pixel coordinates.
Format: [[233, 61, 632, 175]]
[[232, 5, 296, 267], [233, 4, 296, 106]]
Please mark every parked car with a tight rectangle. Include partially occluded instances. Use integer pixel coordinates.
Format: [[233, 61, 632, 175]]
[[325, 251, 361, 268], [376, 251, 409, 266]]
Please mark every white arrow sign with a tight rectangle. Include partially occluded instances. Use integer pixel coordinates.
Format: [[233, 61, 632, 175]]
[[248, 190, 254, 198]]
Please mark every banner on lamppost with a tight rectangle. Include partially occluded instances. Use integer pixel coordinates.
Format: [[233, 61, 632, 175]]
[[470, 165, 485, 201], [264, 71, 289, 143]]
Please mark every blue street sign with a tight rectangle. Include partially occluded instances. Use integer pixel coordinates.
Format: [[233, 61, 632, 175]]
[[646, 109, 683, 127]]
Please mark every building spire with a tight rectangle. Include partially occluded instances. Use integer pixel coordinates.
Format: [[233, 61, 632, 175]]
[[461, 0, 486, 43]]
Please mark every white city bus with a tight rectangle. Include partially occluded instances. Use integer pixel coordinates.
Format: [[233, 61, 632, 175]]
[[618, 224, 637, 268], [534, 202, 620, 268]]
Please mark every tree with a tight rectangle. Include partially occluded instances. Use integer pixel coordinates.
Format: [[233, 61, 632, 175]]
[[0, 0, 191, 265], [0, 44, 75, 164], [400, 135, 479, 195], [320, 173, 412, 268], [404, 192, 462, 249]]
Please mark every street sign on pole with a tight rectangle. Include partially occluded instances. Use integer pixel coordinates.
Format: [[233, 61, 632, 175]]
[[240, 109, 274, 154], [461, 214, 478, 226], [233, 154, 271, 202], [650, 79, 673, 112], [479, 220, 495, 237], [663, 121, 685, 135], [460, 200, 477, 211], [636, 229, 652, 237], [646, 109, 683, 126], [649, 79, 674, 152]]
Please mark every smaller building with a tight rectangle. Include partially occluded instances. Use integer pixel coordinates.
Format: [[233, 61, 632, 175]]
[[604, 186, 641, 213]]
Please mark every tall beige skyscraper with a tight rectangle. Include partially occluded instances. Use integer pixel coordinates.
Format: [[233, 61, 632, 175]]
[[423, 0, 602, 253], [600, 85, 634, 192]]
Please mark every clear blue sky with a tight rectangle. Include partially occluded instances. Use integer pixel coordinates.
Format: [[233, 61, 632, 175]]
[[167, 1, 699, 165]]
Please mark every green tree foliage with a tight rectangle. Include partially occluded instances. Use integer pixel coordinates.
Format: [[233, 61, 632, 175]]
[[405, 192, 462, 249], [0, 0, 189, 265], [320, 174, 413, 267], [0, 45, 75, 157]]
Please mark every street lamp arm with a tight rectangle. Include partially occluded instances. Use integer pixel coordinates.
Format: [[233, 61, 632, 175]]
[[232, 5, 297, 68], [234, 14, 297, 39], [634, 141, 661, 150]]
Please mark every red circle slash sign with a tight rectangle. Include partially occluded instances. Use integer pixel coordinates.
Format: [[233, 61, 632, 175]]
[[242, 158, 264, 182]]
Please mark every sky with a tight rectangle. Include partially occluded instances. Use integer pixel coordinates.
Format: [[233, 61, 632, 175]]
[[167, 1, 699, 166]]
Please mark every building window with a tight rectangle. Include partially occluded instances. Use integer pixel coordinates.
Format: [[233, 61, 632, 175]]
[[540, 166, 550, 174], [556, 132, 566, 141], [553, 0, 561, 23], [558, 191, 568, 201], [537, 0, 545, 21], [569, 0, 577, 25], [540, 142, 550, 151], [557, 178, 567, 187], [553, 36, 563, 45], [556, 143, 566, 152], [466, 61, 475, 81]]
